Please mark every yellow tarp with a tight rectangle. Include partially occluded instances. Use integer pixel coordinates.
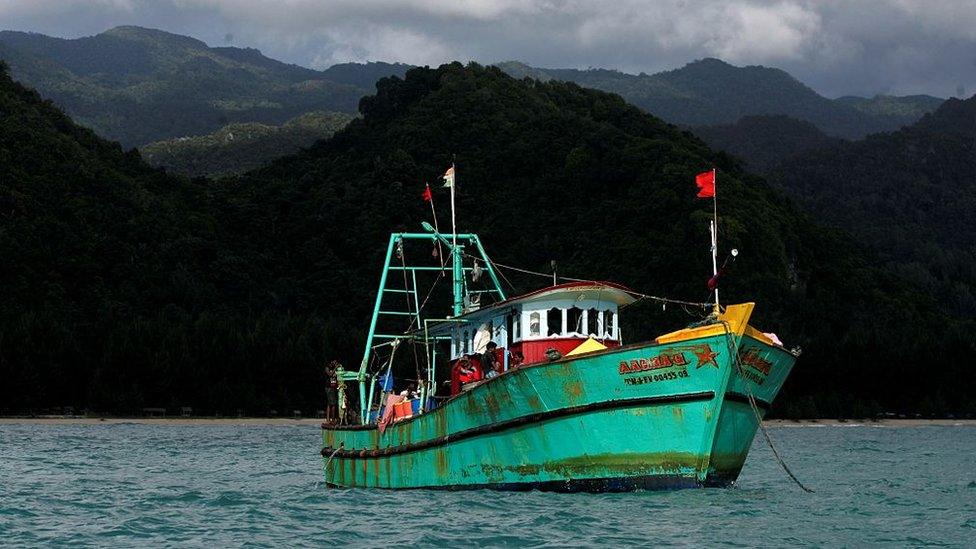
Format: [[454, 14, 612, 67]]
[[567, 337, 608, 356]]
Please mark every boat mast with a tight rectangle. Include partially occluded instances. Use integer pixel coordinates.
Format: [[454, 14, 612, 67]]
[[445, 162, 464, 316], [710, 168, 719, 312]]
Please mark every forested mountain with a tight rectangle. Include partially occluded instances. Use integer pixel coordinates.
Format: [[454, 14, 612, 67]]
[[0, 27, 404, 146], [141, 111, 354, 177], [497, 59, 943, 139], [765, 95, 976, 318], [836, 94, 945, 124], [2, 61, 972, 417], [696, 115, 840, 173], [320, 62, 412, 88]]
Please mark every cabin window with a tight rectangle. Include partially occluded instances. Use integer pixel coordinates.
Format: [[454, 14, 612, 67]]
[[462, 330, 469, 353], [567, 306, 582, 334], [587, 308, 600, 336], [604, 309, 615, 339], [529, 312, 541, 336], [547, 307, 562, 336], [508, 311, 519, 342]]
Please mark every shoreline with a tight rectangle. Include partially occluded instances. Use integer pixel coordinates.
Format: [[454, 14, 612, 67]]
[[0, 417, 972, 427]]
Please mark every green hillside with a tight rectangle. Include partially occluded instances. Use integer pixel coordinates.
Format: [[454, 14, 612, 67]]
[[696, 115, 840, 173], [497, 59, 943, 139], [2, 60, 972, 417], [766, 95, 976, 319], [836, 94, 945, 125], [141, 111, 354, 177], [0, 27, 401, 147]]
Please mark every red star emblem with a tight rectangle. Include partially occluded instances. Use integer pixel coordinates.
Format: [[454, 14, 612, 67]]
[[693, 345, 719, 369]]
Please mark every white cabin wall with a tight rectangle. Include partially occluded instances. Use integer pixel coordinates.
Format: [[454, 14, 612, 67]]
[[518, 299, 620, 341]]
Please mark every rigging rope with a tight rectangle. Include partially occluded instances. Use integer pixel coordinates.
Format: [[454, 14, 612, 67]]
[[455, 249, 711, 308]]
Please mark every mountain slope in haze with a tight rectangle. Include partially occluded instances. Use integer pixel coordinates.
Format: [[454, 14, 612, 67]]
[[497, 59, 943, 139], [141, 110, 355, 177], [231, 62, 974, 417], [836, 94, 945, 125], [2, 60, 972, 417], [766, 95, 976, 317], [0, 27, 402, 147], [321, 61, 412, 88], [696, 115, 841, 173]]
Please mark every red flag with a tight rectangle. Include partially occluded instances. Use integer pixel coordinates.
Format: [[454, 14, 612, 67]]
[[422, 183, 432, 202], [695, 170, 715, 198]]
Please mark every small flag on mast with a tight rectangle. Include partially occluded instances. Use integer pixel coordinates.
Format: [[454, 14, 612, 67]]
[[422, 183, 432, 202], [695, 170, 715, 198], [442, 166, 455, 188]]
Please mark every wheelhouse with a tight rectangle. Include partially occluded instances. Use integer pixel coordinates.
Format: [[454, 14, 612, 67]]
[[432, 281, 638, 372]]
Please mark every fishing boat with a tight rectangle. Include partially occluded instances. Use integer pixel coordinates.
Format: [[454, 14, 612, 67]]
[[321, 170, 798, 492]]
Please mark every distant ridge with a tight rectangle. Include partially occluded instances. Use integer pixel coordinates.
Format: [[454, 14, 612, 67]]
[[496, 59, 943, 138], [0, 27, 407, 146]]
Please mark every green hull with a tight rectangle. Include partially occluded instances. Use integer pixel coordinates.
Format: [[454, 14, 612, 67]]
[[322, 328, 795, 491]]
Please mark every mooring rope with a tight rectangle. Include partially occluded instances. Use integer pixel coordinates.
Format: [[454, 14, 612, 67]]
[[323, 442, 344, 482], [720, 321, 814, 493], [747, 391, 815, 493]]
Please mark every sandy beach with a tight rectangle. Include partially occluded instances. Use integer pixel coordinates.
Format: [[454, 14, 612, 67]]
[[1, 417, 972, 427]]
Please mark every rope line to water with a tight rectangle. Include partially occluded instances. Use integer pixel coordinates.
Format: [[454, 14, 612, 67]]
[[323, 443, 344, 483], [721, 321, 814, 493]]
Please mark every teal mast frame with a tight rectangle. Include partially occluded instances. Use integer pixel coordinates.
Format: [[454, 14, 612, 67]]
[[353, 225, 506, 423]]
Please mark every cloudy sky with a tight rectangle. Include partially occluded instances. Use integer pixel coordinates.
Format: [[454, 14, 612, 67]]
[[2, 0, 974, 98]]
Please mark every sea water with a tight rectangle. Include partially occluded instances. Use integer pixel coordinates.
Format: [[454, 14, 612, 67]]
[[1, 423, 973, 547]]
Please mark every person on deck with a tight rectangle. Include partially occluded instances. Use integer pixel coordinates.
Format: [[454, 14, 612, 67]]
[[450, 356, 483, 395], [335, 362, 349, 425], [325, 361, 339, 424], [482, 342, 502, 378], [509, 351, 525, 369], [399, 382, 419, 399]]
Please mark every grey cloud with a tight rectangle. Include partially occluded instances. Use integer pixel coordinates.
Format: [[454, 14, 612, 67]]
[[1, 0, 974, 97]]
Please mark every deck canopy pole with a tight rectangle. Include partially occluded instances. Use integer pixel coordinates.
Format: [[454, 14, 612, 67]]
[[365, 339, 398, 425], [421, 222, 466, 316]]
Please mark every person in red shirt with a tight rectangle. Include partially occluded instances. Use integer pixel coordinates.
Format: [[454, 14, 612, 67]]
[[451, 356, 483, 395]]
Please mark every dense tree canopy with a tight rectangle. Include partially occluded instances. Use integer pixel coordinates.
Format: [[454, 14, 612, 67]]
[[764, 96, 976, 320], [1, 61, 972, 417]]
